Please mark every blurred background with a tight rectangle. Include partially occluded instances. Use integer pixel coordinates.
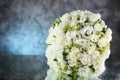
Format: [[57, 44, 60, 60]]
[[0, 0, 120, 80]]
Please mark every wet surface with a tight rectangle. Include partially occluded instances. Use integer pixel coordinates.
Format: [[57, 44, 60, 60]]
[[0, 55, 48, 80], [0, 0, 120, 80]]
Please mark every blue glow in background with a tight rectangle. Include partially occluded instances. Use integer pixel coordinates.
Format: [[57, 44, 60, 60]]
[[0, 0, 54, 55]]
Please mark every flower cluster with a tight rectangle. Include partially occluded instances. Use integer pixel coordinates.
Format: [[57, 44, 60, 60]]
[[45, 10, 112, 80]]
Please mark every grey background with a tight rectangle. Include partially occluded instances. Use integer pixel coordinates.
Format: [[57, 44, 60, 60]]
[[0, 0, 120, 80]]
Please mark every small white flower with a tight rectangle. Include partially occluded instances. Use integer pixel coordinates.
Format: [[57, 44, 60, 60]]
[[89, 13, 101, 22], [80, 26, 94, 39], [67, 48, 79, 67], [94, 23, 103, 31], [78, 66, 90, 76], [90, 34, 99, 42]]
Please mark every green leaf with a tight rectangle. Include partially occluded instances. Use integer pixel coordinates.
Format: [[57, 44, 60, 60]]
[[53, 35, 56, 38], [84, 17, 89, 23], [53, 58, 58, 61], [94, 19, 102, 25], [52, 18, 61, 28], [89, 65, 95, 73]]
